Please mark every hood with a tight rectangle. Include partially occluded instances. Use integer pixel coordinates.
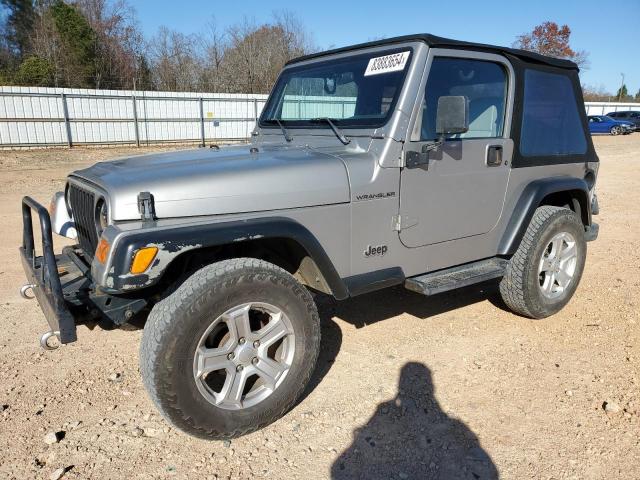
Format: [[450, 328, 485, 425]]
[[70, 144, 350, 220]]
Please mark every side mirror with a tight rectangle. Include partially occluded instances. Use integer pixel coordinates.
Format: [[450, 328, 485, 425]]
[[405, 96, 469, 170], [435, 96, 469, 136]]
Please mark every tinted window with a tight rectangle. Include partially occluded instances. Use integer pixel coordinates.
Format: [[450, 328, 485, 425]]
[[421, 57, 507, 140], [520, 69, 587, 156], [608, 112, 619, 117]]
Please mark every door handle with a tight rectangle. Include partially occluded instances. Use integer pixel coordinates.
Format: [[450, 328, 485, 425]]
[[486, 145, 503, 167]]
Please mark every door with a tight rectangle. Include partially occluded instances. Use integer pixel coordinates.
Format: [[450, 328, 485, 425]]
[[399, 51, 514, 248], [589, 117, 600, 133]]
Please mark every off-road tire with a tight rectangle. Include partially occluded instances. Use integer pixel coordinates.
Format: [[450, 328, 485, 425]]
[[500, 206, 586, 319], [140, 258, 321, 439]]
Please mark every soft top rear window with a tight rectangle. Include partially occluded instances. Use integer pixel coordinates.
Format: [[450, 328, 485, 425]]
[[520, 69, 587, 157], [260, 48, 413, 129]]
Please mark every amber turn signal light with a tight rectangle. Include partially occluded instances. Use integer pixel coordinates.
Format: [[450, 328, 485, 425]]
[[130, 246, 158, 274], [95, 238, 110, 264]]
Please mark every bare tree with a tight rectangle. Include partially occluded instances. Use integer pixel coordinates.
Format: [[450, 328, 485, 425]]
[[220, 12, 314, 94], [147, 10, 314, 94], [582, 84, 612, 102], [75, 0, 145, 89], [5, 2, 315, 92], [28, 1, 64, 86], [198, 17, 228, 92], [148, 26, 202, 91]]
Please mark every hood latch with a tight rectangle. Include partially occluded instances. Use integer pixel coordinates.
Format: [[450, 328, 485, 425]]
[[137, 192, 156, 223]]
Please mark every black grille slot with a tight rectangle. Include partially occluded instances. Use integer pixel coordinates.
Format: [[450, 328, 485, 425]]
[[69, 184, 98, 258]]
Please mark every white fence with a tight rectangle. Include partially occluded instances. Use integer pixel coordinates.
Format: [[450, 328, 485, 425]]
[[584, 101, 640, 116], [0, 86, 269, 148], [281, 95, 356, 120], [0, 86, 638, 148]]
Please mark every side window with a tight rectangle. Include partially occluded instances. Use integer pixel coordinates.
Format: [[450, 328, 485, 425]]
[[421, 57, 507, 141], [520, 69, 587, 156], [630, 112, 639, 118]]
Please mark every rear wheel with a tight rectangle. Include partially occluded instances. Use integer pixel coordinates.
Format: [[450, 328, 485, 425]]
[[140, 258, 320, 439], [500, 206, 586, 319]]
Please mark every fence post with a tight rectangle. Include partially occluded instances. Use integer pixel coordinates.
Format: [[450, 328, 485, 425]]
[[132, 95, 140, 147], [60, 93, 72, 148], [199, 97, 205, 147]]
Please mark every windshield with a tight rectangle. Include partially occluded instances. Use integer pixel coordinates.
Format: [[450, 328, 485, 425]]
[[260, 48, 413, 129]]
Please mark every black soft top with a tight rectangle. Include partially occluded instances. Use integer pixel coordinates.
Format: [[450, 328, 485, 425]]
[[287, 33, 578, 70]]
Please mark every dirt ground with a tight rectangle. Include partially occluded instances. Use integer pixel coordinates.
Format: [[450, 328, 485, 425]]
[[0, 136, 638, 480]]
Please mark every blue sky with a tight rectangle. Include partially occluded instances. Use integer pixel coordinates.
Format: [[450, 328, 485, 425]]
[[135, 0, 639, 95]]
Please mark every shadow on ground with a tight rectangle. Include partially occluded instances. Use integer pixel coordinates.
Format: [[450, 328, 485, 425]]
[[324, 279, 505, 329], [331, 362, 498, 479]]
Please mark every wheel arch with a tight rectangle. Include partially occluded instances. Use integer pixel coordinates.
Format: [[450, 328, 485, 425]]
[[498, 177, 591, 256], [106, 217, 349, 299]]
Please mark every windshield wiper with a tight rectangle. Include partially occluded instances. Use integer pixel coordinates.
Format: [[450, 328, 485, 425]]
[[274, 119, 293, 142], [310, 117, 351, 145]]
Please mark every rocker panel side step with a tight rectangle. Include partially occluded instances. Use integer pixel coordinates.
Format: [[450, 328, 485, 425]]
[[405, 257, 508, 296]]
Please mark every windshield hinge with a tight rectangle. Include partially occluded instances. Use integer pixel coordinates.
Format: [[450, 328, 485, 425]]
[[392, 215, 418, 232]]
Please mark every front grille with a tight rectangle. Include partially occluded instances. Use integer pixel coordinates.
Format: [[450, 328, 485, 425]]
[[68, 184, 98, 258]]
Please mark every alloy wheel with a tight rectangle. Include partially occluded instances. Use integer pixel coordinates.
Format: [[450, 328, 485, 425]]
[[193, 302, 295, 410], [538, 231, 578, 299]]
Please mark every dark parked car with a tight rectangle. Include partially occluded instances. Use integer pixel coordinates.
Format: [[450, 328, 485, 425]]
[[588, 115, 634, 135], [606, 111, 640, 131]]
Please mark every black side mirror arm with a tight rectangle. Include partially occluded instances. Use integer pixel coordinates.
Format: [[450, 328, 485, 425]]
[[405, 134, 445, 169]]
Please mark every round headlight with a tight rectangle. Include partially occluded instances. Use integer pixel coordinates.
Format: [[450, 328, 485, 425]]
[[95, 198, 108, 235]]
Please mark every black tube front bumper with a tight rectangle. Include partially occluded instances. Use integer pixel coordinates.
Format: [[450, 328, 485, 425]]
[[20, 197, 148, 345], [20, 196, 78, 344]]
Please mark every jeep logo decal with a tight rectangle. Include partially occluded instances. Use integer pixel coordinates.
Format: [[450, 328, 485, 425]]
[[364, 245, 388, 257]]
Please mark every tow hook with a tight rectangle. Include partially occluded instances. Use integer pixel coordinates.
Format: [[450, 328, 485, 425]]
[[20, 283, 35, 299], [40, 331, 61, 351]]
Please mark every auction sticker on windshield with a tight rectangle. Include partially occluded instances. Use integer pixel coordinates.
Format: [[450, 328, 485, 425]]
[[364, 51, 410, 76]]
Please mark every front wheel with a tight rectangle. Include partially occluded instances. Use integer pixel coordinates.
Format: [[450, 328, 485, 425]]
[[140, 258, 321, 439], [610, 126, 621, 135], [500, 206, 587, 319]]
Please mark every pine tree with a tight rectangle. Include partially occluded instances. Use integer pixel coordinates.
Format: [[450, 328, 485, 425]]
[[0, 0, 35, 60], [50, 0, 98, 87], [616, 84, 628, 101]]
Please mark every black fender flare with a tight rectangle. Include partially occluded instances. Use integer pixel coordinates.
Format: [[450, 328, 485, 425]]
[[106, 216, 349, 299], [498, 177, 591, 256]]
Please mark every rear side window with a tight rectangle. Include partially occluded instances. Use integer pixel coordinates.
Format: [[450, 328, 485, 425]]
[[520, 69, 587, 156]]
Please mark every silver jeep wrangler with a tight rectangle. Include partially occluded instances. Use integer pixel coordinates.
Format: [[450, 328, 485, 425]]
[[20, 34, 599, 439]]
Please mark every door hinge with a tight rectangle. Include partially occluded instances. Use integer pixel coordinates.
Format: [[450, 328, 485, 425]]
[[392, 215, 418, 232]]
